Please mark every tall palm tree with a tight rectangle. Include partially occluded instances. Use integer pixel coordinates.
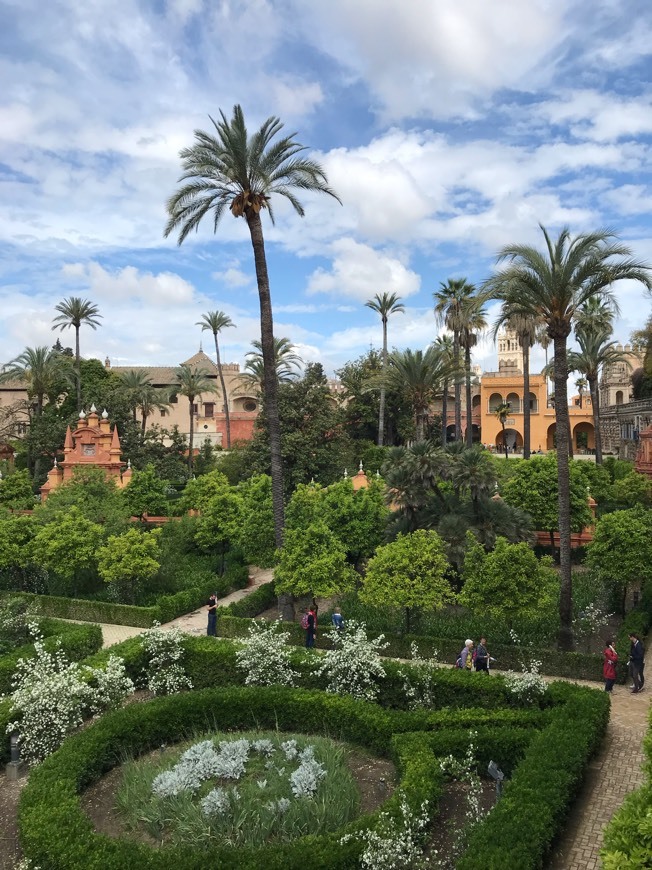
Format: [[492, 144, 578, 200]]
[[197, 311, 235, 449], [165, 105, 340, 552], [138, 385, 172, 434], [172, 364, 217, 472], [458, 291, 487, 447], [434, 278, 475, 441], [494, 401, 511, 459], [242, 337, 303, 390], [569, 305, 632, 463], [364, 292, 405, 447], [494, 305, 538, 458], [574, 377, 587, 409], [117, 369, 155, 423], [432, 334, 455, 447], [383, 346, 452, 443], [536, 324, 552, 397], [484, 225, 651, 651], [51, 297, 102, 412]]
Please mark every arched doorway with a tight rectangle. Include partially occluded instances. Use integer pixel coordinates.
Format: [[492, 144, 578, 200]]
[[573, 421, 595, 452], [445, 424, 456, 443], [496, 428, 523, 452], [547, 423, 556, 451]]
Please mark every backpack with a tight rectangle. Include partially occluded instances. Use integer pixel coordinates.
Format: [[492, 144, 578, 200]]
[[301, 614, 310, 630]]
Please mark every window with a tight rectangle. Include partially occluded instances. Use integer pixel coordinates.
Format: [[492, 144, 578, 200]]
[[243, 399, 257, 412], [192, 403, 198, 414], [160, 409, 167, 417], [169, 393, 178, 403], [203, 402, 214, 417]]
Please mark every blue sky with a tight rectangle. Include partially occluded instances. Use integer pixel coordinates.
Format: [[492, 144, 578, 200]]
[[1, 0, 652, 376]]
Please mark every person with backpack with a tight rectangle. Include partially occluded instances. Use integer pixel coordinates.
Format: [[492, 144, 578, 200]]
[[302, 607, 317, 649]]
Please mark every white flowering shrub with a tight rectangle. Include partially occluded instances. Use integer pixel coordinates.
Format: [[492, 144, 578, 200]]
[[140, 622, 192, 695], [7, 634, 91, 766], [84, 655, 134, 715], [342, 796, 432, 869], [504, 630, 547, 705], [437, 735, 482, 867], [398, 642, 440, 710], [573, 602, 613, 651], [315, 620, 388, 702], [0, 596, 38, 654], [235, 619, 298, 687]]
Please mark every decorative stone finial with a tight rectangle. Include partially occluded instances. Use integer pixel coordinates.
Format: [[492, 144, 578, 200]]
[[90, 403, 97, 413], [127, 459, 131, 470], [79, 409, 86, 420], [102, 408, 108, 419], [53, 458, 58, 468], [343, 468, 348, 479], [310, 477, 315, 485], [359, 460, 364, 472], [376, 470, 380, 478]]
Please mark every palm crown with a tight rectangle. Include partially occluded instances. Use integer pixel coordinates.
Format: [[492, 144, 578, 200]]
[[164, 105, 341, 243], [365, 292, 405, 324]]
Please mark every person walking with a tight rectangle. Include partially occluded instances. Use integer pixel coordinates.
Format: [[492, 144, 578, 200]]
[[304, 606, 317, 649], [458, 639, 474, 671], [475, 637, 489, 673], [206, 593, 218, 637], [603, 638, 618, 693], [331, 608, 344, 632], [629, 633, 645, 694]]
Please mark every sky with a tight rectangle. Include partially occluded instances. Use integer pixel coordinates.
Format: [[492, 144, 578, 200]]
[[1, 0, 652, 378]]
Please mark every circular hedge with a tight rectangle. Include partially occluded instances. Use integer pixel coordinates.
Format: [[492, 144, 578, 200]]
[[18, 686, 443, 870]]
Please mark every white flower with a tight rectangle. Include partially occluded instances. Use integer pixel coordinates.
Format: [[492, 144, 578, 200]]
[[314, 620, 388, 703], [235, 619, 299, 687], [140, 622, 192, 696]]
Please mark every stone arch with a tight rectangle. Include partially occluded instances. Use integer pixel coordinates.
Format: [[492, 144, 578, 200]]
[[488, 392, 503, 413], [506, 392, 521, 413], [573, 421, 595, 452], [233, 396, 259, 413], [496, 428, 523, 451], [547, 422, 556, 451], [528, 392, 539, 413], [616, 390, 624, 405]]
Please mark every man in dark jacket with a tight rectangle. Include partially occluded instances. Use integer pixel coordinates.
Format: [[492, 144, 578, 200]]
[[475, 637, 489, 673], [629, 633, 645, 693]]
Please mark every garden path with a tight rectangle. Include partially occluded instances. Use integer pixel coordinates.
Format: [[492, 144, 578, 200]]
[[547, 680, 650, 870]]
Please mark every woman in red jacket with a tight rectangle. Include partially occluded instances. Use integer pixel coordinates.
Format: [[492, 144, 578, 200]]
[[603, 638, 618, 693]]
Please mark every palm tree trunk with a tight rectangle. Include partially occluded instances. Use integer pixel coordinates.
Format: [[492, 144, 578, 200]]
[[523, 343, 531, 459], [188, 397, 195, 472], [245, 209, 292, 623], [415, 412, 425, 444], [502, 421, 508, 459], [141, 411, 148, 435], [378, 319, 387, 447], [553, 333, 574, 651], [75, 325, 81, 412], [453, 332, 461, 441], [464, 344, 473, 447], [214, 334, 232, 449], [588, 374, 603, 464], [441, 380, 448, 448]]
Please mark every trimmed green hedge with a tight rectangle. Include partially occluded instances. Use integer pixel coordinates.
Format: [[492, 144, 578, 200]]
[[215, 615, 607, 682], [0, 561, 251, 629], [602, 704, 652, 866], [458, 682, 610, 868], [18, 687, 447, 869], [225, 581, 276, 617]]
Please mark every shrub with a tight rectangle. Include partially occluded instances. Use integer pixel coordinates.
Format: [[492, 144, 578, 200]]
[[235, 619, 299, 687], [314, 621, 388, 702], [226, 581, 277, 618], [140, 622, 192, 695]]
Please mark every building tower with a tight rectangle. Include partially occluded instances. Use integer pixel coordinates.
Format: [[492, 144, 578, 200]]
[[497, 327, 524, 374]]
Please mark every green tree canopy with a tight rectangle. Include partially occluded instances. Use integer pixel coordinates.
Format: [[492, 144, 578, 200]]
[[194, 488, 243, 572], [31, 505, 104, 596], [0, 512, 35, 572], [235, 474, 276, 568], [361, 529, 453, 632], [123, 464, 170, 519], [501, 454, 592, 551], [274, 519, 356, 598], [97, 527, 161, 604], [35, 466, 129, 536], [0, 469, 35, 510], [585, 508, 652, 613], [459, 534, 557, 627], [177, 470, 231, 513]]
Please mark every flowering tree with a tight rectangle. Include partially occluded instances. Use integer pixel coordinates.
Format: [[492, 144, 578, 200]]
[[140, 622, 192, 695]]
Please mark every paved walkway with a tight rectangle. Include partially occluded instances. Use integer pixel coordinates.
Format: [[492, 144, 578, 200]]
[[547, 682, 651, 869]]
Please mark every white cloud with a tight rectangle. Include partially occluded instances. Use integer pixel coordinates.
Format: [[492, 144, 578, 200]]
[[212, 266, 252, 288], [62, 261, 196, 306], [306, 239, 421, 302], [538, 90, 652, 142]]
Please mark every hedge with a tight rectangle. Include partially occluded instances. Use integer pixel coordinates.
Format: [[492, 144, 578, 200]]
[[224, 580, 277, 617], [215, 615, 607, 682], [16, 678, 607, 870], [0, 561, 250, 629], [457, 683, 610, 868], [602, 704, 652, 866], [18, 687, 448, 869]]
